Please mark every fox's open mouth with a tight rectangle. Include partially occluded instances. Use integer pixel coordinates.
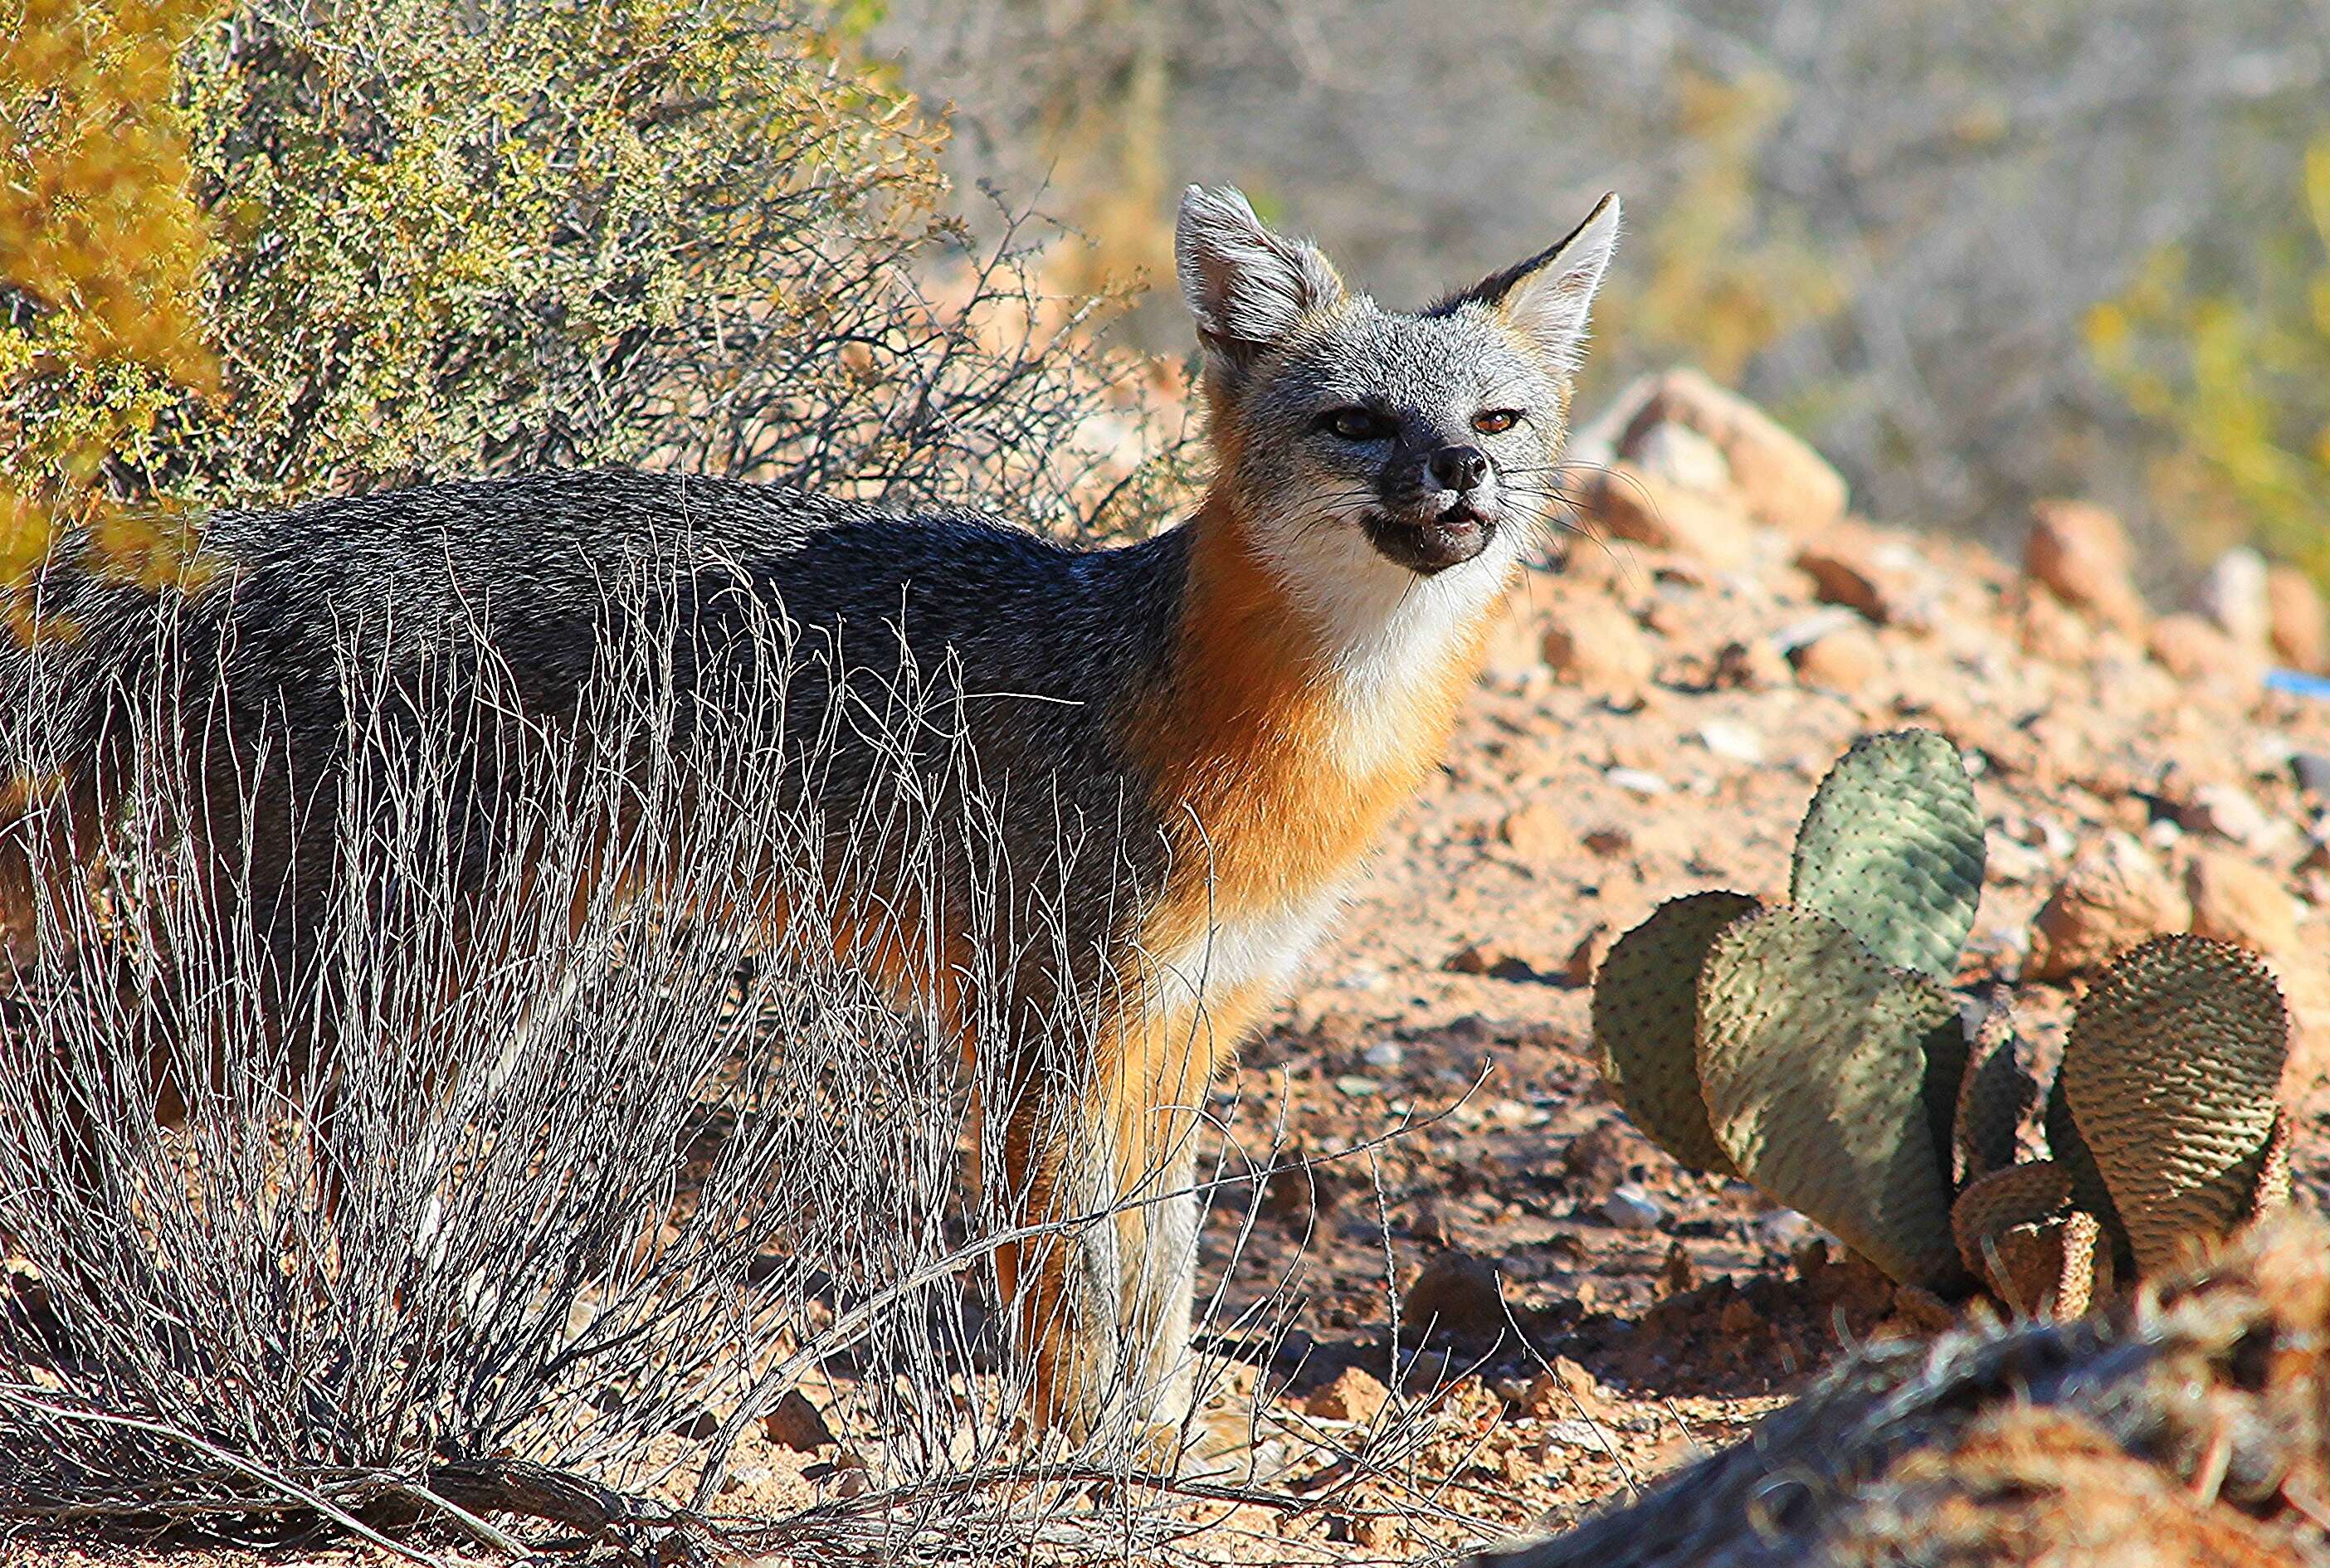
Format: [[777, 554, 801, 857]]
[[1361, 503, 1495, 574]]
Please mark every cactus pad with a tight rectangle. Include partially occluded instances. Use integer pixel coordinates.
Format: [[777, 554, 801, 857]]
[[1986, 1210, 2110, 1318], [1592, 891, 1759, 1176], [1790, 728, 1986, 981], [1696, 903, 1962, 1287], [2248, 1108, 2293, 1221], [1954, 1002, 2035, 1186], [1950, 1159, 2072, 1278], [2060, 935, 2289, 1275]]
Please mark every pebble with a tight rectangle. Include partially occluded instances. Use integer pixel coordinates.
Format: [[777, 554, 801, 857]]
[[761, 1390, 836, 1452], [1333, 1074, 1382, 1098], [2024, 499, 2147, 633], [1401, 1249, 1509, 1346], [1752, 1208, 1821, 1250], [2181, 782, 2274, 848], [1698, 719, 1766, 764], [2295, 752, 2330, 801], [1303, 1364, 1392, 1424], [1607, 766, 1671, 796], [1791, 623, 1885, 692], [1361, 1040, 1404, 1069], [1601, 1184, 1668, 1231]]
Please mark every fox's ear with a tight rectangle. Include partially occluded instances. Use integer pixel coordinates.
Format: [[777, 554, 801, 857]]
[[1176, 185, 1344, 380], [1445, 192, 1621, 373]]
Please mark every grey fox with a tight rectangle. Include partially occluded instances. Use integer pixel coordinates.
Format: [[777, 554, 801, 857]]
[[0, 185, 1618, 1449]]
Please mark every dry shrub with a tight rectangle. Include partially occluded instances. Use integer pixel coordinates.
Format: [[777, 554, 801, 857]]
[[0, 550, 1210, 1555]]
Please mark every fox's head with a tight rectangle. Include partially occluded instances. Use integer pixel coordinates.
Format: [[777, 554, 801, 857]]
[[1177, 186, 1617, 614]]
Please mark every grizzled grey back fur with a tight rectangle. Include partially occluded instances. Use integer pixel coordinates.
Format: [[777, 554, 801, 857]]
[[3, 470, 1187, 1039]]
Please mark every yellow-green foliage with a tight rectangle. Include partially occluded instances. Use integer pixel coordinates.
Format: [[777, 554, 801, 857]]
[[0, 0, 224, 632], [169, 0, 949, 501], [4, 0, 1185, 643], [2085, 139, 2330, 585]]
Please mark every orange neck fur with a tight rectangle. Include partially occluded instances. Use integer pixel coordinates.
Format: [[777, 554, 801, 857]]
[[1128, 487, 1506, 933]]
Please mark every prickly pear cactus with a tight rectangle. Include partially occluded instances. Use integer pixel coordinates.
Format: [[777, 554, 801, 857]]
[[1584, 727, 2296, 1312], [1695, 904, 1964, 1288], [1790, 728, 1986, 981], [1952, 1003, 2032, 1186], [2058, 935, 2289, 1275], [1592, 891, 1760, 1176]]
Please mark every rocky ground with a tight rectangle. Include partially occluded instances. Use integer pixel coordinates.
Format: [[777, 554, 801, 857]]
[[1157, 369, 2330, 1559], [17, 373, 2330, 1566]]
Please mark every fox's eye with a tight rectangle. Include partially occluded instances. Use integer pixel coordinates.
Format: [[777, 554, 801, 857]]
[[1319, 407, 1389, 442], [1472, 409, 1522, 435]]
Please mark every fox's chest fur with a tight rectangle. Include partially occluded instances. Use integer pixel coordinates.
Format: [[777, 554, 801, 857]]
[[1123, 503, 1513, 1031]]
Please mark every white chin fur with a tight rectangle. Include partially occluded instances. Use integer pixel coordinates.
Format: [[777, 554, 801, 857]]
[[1249, 504, 1526, 778]]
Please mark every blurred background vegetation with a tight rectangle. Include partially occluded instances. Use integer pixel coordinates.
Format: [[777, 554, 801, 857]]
[[2, 0, 2324, 611], [871, 0, 2330, 592]]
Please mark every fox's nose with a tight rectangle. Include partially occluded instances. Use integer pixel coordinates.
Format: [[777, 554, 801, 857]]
[[1429, 445, 1489, 493]]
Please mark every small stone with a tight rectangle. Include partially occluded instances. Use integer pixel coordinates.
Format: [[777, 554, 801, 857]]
[[1794, 539, 1931, 629], [1303, 1364, 1392, 1424], [1401, 1249, 1509, 1346], [1559, 923, 1615, 986], [2025, 833, 2190, 981], [2293, 752, 2330, 801], [1698, 719, 1766, 763], [1333, 1074, 1381, 1098], [1710, 636, 1791, 690], [2186, 849, 2302, 957], [2024, 499, 2147, 634], [1790, 623, 1885, 692], [1541, 595, 1657, 698], [1361, 1040, 1404, 1069], [1444, 942, 1491, 975], [2181, 782, 2274, 849], [670, 1410, 720, 1441], [1577, 460, 1757, 569], [2148, 612, 2262, 690], [1607, 766, 1672, 796], [1518, 1356, 1616, 1422], [1626, 418, 1733, 494], [1498, 798, 1577, 859], [2191, 547, 2272, 655], [1754, 1209, 1819, 1251], [1600, 1184, 1667, 1231], [1621, 368, 1848, 533], [1582, 825, 1632, 855], [761, 1390, 836, 1453], [2267, 564, 2328, 672]]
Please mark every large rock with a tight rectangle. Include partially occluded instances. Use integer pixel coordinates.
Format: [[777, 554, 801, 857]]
[[2025, 834, 2189, 981], [1620, 368, 1849, 533], [1572, 460, 1757, 570], [2267, 563, 2328, 672], [2023, 500, 2147, 635]]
